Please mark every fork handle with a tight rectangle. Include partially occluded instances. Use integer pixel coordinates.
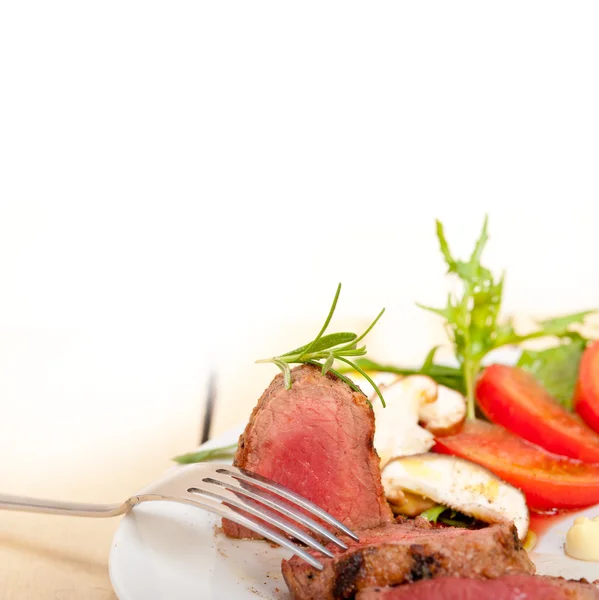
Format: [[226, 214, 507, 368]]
[[0, 493, 136, 518]]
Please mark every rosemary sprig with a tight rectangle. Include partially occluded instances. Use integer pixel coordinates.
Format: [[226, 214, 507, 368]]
[[256, 283, 387, 407]]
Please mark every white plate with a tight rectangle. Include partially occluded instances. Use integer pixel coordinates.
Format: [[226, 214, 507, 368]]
[[109, 427, 298, 600], [109, 349, 599, 599], [109, 431, 599, 600]]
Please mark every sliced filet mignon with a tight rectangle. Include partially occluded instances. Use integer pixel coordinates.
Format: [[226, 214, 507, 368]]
[[223, 364, 393, 538], [281, 520, 534, 600], [356, 575, 599, 599]]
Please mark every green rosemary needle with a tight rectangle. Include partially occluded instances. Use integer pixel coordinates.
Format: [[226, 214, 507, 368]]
[[256, 283, 387, 407]]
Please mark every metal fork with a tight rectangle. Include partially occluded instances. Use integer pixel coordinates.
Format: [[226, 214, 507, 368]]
[[0, 463, 359, 569]]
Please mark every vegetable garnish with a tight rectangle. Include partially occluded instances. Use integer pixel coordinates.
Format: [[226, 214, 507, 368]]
[[574, 340, 599, 433], [352, 356, 465, 395], [382, 452, 529, 538], [420, 505, 478, 528], [354, 217, 596, 419], [476, 364, 599, 463], [256, 283, 387, 407], [420, 504, 447, 523], [434, 420, 599, 511], [517, 337, 586, 410], [173, 443, 237, 464]]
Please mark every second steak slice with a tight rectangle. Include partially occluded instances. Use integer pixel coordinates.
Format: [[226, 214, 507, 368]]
[[223, 364, 393, 538], [281, 519, 535, 600]]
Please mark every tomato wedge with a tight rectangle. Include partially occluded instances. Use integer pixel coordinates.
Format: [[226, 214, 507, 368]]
[[433, 420, 599, 511], [574, 340, 599, 433], [475, 364, 599, 463]]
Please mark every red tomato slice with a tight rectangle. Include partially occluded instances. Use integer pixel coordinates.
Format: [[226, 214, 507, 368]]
[[475, 364, 599, 463], [433, 420, 599, 511], [574, 340, 599, 433]]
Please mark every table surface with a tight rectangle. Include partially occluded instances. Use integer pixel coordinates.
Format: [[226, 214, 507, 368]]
[[0, 435, 189, 600], [0, 377, 222, 600]]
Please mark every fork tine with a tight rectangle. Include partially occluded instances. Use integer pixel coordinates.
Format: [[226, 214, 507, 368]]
[[188, 483, 335, 559], [169, 490, 325, 569], [215, 466, 360, 542], [203, 474, 348, 550]]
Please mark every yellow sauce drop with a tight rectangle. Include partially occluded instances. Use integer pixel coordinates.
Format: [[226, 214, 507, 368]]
[[523, 530, 537, 552], [399, 458, 442, 481]]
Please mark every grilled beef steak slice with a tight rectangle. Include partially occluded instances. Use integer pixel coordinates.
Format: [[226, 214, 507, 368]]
[[282, 520, 534, 600], [223, 364, 393, 538], [356, 575, 599, 599]]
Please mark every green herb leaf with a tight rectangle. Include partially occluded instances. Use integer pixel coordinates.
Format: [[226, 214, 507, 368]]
[[296, 283, 342, 360], [257, 284, 387, 406], [335, 356, 386, 408], [322, 352, 335, 375], [517, 338, 587, 410], [280, 332, 358, 358], [537, 311, 594, 336], [273, 359, 293, 389], [493, 311, 593, 348], [420, 504, 447, 523], [416, 302, 456, 323], [345, 357, 466, 395], [415, 217, 500, 418], [422, 346, 441, 372], [340, 308, 385, 349], [172, 443, 237, 464], [310, 361, 373, 400], [438, 516, 471, 528], [436, 220, 456, 271]]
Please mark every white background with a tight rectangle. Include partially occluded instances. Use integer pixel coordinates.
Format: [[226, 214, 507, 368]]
[[1, 2, 598, 481]]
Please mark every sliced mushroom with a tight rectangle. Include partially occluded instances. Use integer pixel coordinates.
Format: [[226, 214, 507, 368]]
[[371, 375, 438, 465], [418, 384, 467, 436], [348, 372, 433, 464], [349, 373, 466, 464], [386, 489, 438, 517], [381, 452, 529, 539]]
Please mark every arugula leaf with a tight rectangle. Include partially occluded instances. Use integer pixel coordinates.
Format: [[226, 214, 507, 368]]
[[173, 443, 237, 464], [537, 312, 594, 336], [517, 338, 587, 410], [417, 217, 502, 418], [494, 312, 592, 347], [420, 504, 447, 523], [357, 217, 595, 420], [333, 218, 596, 420], [415, 217, 597, 418], [421, 345, 442, 372], [420, 505, 477, 528]]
